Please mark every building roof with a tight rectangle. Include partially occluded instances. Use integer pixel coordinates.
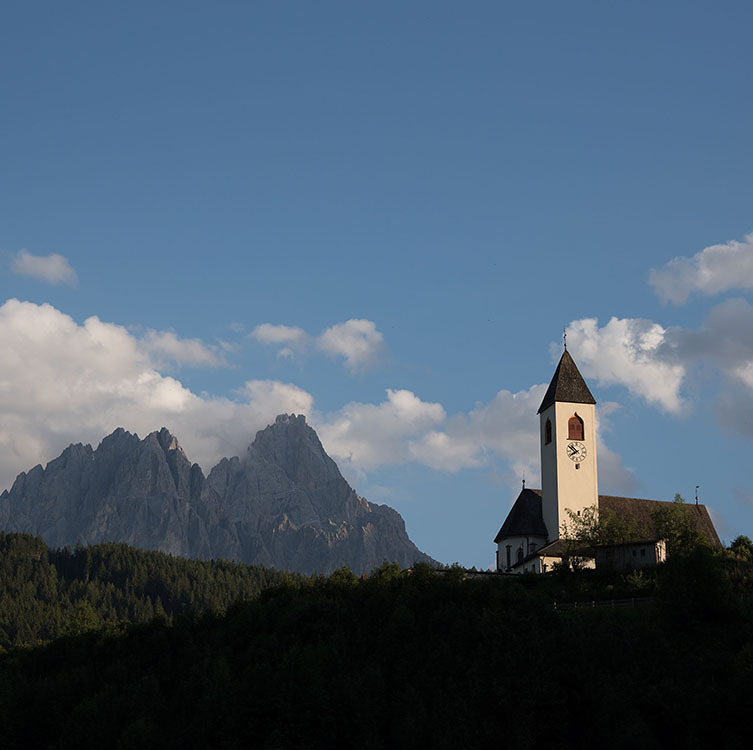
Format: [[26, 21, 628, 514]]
[[493, 488, 548, 542], [599, 495, 721, 548], [495, 489, 720, 549], [530, 538, 567, 557], [537, 350, 596, 414], [594, 540, 665, 550]]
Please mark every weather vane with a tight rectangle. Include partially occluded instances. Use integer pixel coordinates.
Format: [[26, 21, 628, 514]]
[[563, 327, 567, 351]]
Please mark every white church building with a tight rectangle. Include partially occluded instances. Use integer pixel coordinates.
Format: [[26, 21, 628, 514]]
[[494, 349, 719, 573]]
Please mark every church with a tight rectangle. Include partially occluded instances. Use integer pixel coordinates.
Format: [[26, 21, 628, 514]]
[[494, 348, 719, 573]]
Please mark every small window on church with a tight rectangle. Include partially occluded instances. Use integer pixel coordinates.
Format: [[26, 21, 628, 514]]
[[568, 413, 584, 440], [545, 419, 552, 445], [517, 546, 524, 563]]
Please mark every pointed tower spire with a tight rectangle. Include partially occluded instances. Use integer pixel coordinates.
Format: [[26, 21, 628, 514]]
[[537, 350, 596, 414]]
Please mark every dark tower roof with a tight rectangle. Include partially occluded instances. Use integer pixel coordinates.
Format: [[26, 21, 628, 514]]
[[537, 350, 596, 414]]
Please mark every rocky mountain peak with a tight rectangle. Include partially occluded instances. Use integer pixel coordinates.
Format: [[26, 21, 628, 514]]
[[250, 414, 339, 489], [56, 442, 95, 466], [97, 427, 141, 457], [153, 427, 186, 457], [0, 417, 434, 574], [275, 413, 307, 426]]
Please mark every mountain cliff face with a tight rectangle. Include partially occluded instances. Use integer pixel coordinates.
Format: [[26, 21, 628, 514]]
[[0, 415, 433, 574]]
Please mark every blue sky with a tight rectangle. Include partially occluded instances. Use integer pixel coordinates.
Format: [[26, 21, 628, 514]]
[[2, 1, 752, 567]]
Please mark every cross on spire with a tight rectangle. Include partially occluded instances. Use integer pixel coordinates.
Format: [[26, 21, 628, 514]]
[[563, 327, 567, 351]]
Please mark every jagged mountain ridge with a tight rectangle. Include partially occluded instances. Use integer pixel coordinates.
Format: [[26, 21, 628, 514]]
[[0, 415, 433, 574]]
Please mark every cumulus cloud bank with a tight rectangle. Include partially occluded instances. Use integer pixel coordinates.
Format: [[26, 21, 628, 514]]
[[0, 299, 312, 491], [408, 387, 545, 478], [11, 249, 78, 286], [0, 300, 637, 499], [317, 385, 638, 495], [649, 232, 753, 305]]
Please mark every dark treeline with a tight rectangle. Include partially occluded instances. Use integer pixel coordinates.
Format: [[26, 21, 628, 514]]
[[1, 540, 752, 748], [0, 532, 300, 649]]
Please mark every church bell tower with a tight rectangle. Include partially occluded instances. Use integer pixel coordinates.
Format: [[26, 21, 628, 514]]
[[537, 349, 598, 541]]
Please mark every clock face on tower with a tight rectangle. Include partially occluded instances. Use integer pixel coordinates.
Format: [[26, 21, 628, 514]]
[[566, 441, 587, 462]]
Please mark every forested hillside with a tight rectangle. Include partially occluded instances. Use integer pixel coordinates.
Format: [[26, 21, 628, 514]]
[[0, 532, 299, 649], [1, 540, 752, 748]]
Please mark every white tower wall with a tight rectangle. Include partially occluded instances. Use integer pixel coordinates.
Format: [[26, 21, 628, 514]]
[[540, 401, 598, 541]]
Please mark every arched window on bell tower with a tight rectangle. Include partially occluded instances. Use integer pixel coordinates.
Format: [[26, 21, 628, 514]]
[[568, 413, 584, 440], [545, 418, 552, 445]]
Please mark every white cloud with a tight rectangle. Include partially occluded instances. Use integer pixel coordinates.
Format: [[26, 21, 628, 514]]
[[0, 299, 312, 491], [562, 301, 753, 442], [251, 323, 308, 346], [556, 300, 753, 442], [317, 319, 385, 373], [251, 323, 310, 360], [316, 389, 446, 473], [316, 384, 637, 495], [217, 339, 240, 354], [236, 379, 313, 419], [250, 318, 386, 373], [317, 385, 544, 484], [11, 249, 78, 286], [407, 386, 546, 479], [0, 300, 638, 504], [649, 232, 753, 305], [562, 304, 753, 474], [141, 330, 226, 368], [565, 317, 686, 414], [731, 363, 753, 390], [408, 429, 484, 473]]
